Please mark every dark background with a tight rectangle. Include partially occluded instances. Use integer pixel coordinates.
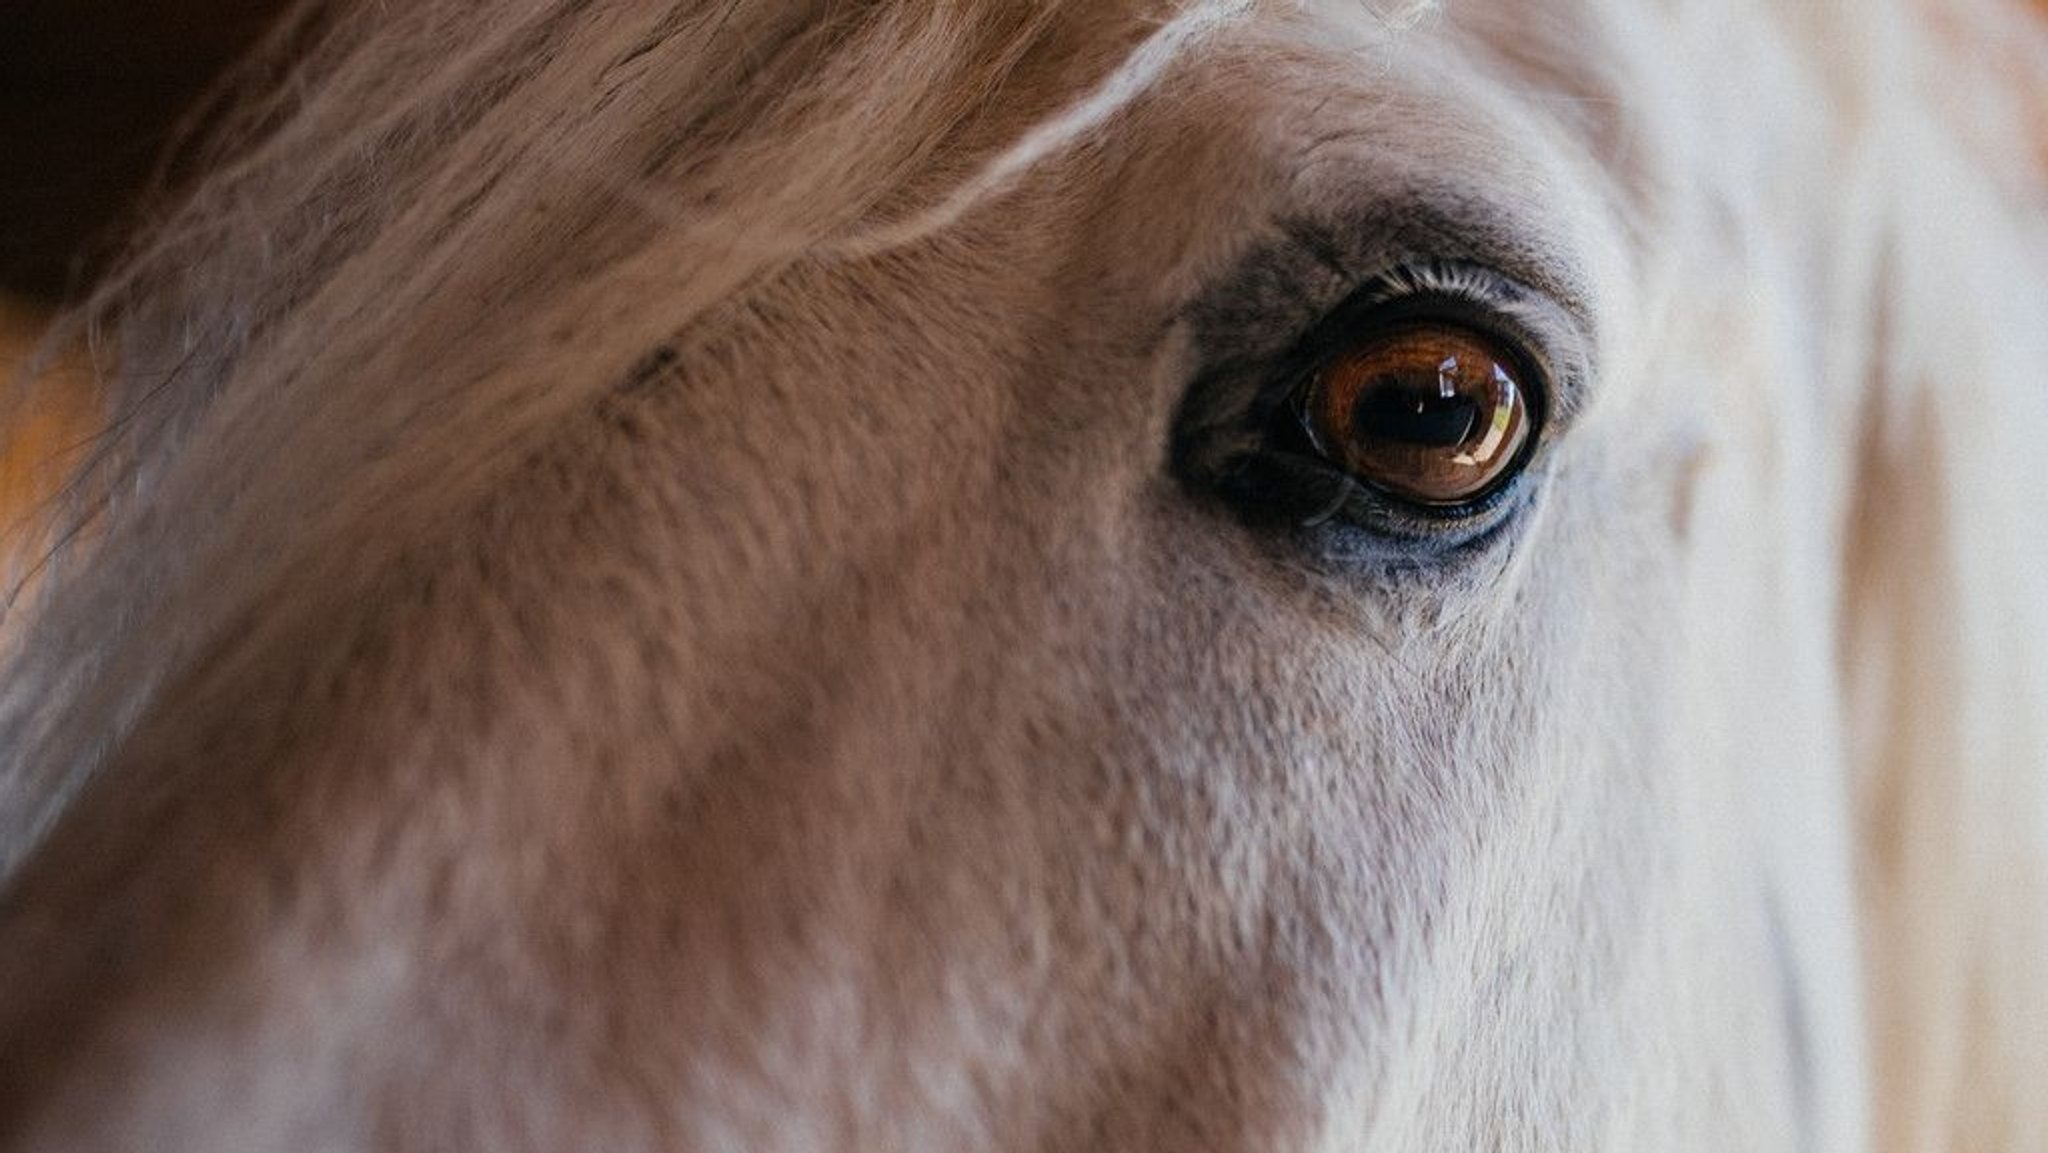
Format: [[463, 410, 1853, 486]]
[[0, 0, 292, 303]]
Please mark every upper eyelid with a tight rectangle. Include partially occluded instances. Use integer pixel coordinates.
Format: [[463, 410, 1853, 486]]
[[1181, 234, 1593, 433], [1180, 188, 1593, 326]]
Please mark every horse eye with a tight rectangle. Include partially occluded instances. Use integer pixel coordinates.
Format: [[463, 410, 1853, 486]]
[[1296, 322, 1536, 507]]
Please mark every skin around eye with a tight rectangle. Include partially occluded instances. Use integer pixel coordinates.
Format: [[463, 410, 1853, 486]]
[[1297, 323, 1534, 507]]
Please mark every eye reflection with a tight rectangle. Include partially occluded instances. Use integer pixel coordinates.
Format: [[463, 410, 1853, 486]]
[[1297, 323, 1534, 508]]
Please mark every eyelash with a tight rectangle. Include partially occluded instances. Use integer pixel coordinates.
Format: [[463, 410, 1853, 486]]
[[1338, 260, 1534, 319]]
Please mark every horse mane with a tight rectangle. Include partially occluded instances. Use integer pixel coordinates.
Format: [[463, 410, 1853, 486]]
[[0, 0, 1313, 866]]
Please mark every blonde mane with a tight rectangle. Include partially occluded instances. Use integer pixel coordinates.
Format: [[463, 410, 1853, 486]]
[[1, 0, 1253, 854]]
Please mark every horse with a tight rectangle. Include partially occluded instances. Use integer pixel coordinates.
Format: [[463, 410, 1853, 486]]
[[1, 0, 2045, 1148]]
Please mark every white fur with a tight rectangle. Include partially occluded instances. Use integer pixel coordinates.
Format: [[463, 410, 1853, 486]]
[[0, 1, 2044, 1149]]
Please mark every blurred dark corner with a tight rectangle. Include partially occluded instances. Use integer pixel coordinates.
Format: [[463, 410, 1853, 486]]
[[0, 1, 293, 304]]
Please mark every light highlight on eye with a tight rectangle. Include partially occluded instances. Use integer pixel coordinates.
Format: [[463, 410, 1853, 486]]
[[1296, 323, 1535, 508]]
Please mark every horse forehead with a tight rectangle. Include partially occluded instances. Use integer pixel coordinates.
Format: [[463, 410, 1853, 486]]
[[1157, 1, 1865, 404]]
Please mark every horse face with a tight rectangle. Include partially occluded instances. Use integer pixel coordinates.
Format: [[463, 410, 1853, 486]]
[[6, 1, 2045, 1150], [593, 6, 1857, 1148]]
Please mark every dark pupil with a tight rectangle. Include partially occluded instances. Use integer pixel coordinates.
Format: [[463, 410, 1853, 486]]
[[1349, 376, 1479, 448]]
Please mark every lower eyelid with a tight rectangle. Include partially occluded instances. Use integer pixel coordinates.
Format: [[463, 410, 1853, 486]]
[[1311, 474, 1541, 563], [1199, 431, 1529, 538]]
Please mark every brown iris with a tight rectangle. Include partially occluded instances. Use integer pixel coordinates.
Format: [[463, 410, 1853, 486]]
[[1298, 322, 1535, 507]]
